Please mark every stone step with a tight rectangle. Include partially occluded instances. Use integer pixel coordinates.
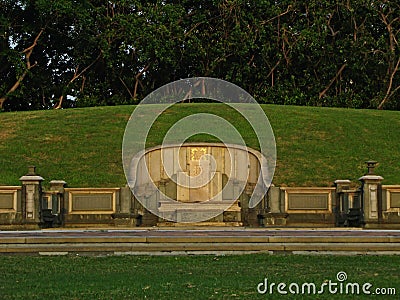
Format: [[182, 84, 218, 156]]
[[1, 228, 400, 255], [1, 242, 400, 254]]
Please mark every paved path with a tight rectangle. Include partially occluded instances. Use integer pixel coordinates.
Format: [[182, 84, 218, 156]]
[[1, 228, 400, 255]]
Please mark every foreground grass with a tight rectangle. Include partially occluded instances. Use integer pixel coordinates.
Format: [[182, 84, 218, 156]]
[[0, 104, 399, 187], [0, 254, 398, 299]]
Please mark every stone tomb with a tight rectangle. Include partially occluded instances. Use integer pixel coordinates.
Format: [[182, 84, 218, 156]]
[[129, 143, 269, 224]]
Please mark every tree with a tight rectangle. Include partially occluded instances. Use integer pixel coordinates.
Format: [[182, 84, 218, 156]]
[[0, 0, 399, 111], [376, 0, 400, 109]]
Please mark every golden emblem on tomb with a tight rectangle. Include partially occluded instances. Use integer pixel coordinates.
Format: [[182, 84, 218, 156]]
[[190, 147, 207, 161]]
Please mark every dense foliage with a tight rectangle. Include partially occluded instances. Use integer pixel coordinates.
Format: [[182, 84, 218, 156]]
[[0, 0, 399, 111]]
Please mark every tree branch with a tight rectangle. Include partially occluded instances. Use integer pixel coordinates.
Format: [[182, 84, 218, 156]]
[[0, 29, 44, 109], [133, 63, 151, 100], [378, 57, 400, 109], [327, 13, 339, 37], [319, 63, 347, 99], [260, 5, 292, 25], [54, 52, 102, 109], [119, 77, 135, 99], [266, 60, 281, 87]]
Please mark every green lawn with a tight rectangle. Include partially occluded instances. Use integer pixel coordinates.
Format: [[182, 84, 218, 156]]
[[1, 104, 399, 188], [0, 254, 398, 299]]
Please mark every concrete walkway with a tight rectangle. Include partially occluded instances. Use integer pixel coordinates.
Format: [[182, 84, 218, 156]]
[[1, 228, 400, 255]]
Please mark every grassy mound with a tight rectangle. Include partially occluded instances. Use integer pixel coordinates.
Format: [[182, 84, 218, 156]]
[[1, 104, 399, 187]]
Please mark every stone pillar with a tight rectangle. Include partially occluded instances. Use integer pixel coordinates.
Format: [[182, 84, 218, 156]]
[[49, 180, 67, 193], [334, 180, 352, 212], [264, 186, 288, 226], [50, 180, 67, 226], [119, 186, 132, 215], [268, 185, 281, 213], [334, 180, 351, 226], [334, 180, 351, 193], [359, 161, 383, 226], [19, 166, 44, 225], [112, 186, 137, 227]]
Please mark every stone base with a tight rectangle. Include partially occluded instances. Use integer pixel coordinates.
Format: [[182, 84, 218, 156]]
[[286, 213, 335, 226], [113, 218, 136, 227], [264, 213, 289, 226], [0, 224, 40, 230], [363, 221, 400, 229], [157, 200, 240, 223], [157, 221, 243, 227]]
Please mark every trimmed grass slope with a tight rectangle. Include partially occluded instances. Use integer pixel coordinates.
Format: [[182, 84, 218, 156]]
[[0, 104, 399, 187]]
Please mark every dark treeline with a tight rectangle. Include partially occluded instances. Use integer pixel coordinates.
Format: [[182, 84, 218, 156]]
[[0, 0, 399, 111]]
